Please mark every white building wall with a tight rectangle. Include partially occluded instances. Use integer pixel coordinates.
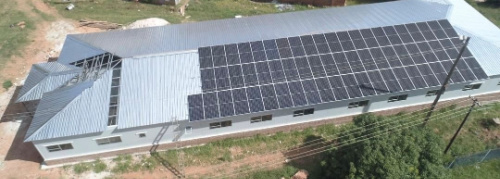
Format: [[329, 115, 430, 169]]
[[33, 77, 500, 161]]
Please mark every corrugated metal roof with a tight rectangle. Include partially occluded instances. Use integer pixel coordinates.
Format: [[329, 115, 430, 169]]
[[71, 0, 449, 58], [117, 52, 201, 129], [16, 62, 81, 102], [444, 0, 500, 76], [25, 71, 112, 141], [57, 36, 107, 64]]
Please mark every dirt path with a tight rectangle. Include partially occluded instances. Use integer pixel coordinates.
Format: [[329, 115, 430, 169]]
[[0, 0, 102, 178]]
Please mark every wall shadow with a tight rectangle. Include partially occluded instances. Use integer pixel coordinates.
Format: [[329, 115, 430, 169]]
[[150, 152, 185, 178], [4, 116, 43, 162]]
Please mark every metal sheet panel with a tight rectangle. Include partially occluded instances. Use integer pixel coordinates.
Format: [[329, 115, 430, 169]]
[[16, 62, 81, 102], [57, 36, 107, 64], [118, 52, 201, 129], [71, 0, 449, 58], [25, 71, 112, 141]]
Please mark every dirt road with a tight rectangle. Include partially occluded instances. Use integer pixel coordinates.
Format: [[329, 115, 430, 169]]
[[0, 0, 101, 178]]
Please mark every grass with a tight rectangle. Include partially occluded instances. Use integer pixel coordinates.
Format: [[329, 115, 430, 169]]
[[0, 1, 34, 80], [345, 0, 394, 6], [467, 0, 500, 28], [72, 159, 108, 174], [450, 159, 500, 179], [44, 0, 314, 25]]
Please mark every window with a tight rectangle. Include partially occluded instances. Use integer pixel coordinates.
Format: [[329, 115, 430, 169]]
[[46, 143, 73, 152], [185, 126, 192, 134], [388, 94, 408, 102], [108, 116, 117, 126], [348, 100, 369, 108], [463, 83, 482, 91], [138, 133, 146, 138], [250, 115, 273, 123], [293, 108, 315, 117], [209, 121, 232, 129], [426, 90, 440, 96], [96, 136, 122, 145]]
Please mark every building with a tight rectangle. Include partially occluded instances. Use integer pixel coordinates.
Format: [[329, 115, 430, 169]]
[[17, 0, 500, 165]]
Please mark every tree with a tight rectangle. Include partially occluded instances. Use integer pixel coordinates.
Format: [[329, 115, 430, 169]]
[[321, 113, 449, 179]]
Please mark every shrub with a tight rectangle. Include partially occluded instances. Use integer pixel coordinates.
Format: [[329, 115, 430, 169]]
[[3, 80, 12, 90], [92, 159, 107, 173], [73, 163, 91, 174]]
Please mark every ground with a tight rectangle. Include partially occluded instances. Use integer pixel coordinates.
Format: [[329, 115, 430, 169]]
[[1, 0, 500, 179]]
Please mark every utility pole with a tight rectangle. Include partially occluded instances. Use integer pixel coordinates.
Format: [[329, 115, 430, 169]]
[[444, 97, 479, 154], [423, 36, 471, 126]]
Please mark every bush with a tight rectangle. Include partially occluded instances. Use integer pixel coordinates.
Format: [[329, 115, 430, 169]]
[[92, 159, 107, 173], [73, 163, 92, 174], [3, 80, 12, 90]]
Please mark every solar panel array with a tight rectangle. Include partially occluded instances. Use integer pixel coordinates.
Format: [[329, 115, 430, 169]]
[[188, 19, 488, 121]]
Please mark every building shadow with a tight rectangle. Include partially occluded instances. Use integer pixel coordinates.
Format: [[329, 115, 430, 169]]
[[150, 151, 185, 178], [4, 116, 43, 162], [1, 86, 28, 123], [2, 85, 42, 162]]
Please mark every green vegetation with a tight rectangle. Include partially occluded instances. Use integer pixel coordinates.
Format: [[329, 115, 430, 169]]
[[111, 154, 133, 173], [450, 159, 500, 179], [45, 0, 310, 25], [243, 165, 298, 179], [467, 0, 500, 27], [3, 80, 12, 90], [73, 159, 108, 174], [321, 113, 449, 178], [345, 0, 394, 6], [0, 2, 34, 78]]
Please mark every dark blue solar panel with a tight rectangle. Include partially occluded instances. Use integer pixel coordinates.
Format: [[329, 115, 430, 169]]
[[266, 49, 280, 60], [292, 93, 307, 106], [204, 105, 219, 119], [277, 95, 293, 108], [263, 97, 279, 110], [264, 39, 278, 50], [313, 34, 327, 44], [199, 57, 213, 68], [291, 46, 306, 57], [234, 101, 249, 114], [319, 89, 336, 102], [252, 51, 266, 62], [199, 47, 212, 57], [225, 44, 238, 55], [191, 19, 487, 121], [220, 103, 235, 117], [249, 99, 264, 112], [238, 42, 251, 53], [251, 41, 265, 51]]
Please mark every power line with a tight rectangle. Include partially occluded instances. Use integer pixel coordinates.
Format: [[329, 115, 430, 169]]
[[206, 107, 476, 179], [199, 99, 469, 178]]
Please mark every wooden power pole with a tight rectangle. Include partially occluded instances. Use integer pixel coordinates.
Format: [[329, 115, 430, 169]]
[[423, 36, 471, 126], [444, 97, 479, 154]]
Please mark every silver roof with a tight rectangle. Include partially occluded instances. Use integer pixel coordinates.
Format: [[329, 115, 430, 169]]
[[117, 52, 201, 129], [70, 0, 449, 58], [25, 71, 112, 141], [16, 62, 81, 102], [57, 36, 107, 64], [24, 0, 500, 141]]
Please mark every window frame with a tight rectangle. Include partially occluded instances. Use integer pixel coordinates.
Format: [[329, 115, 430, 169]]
[[348, 100, 369, 108], [463, 83, 482, 91], [250, 115, 273, 123], [426, 90, 440, 96], [293, 108, 315, 117], [95, 136, 122, 145], [388, 94, 408, 102], [209, 120, 232, 129], [46, 143, 74, 152]]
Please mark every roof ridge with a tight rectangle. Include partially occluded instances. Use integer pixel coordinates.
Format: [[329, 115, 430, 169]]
[[24, 80, 94, 141]]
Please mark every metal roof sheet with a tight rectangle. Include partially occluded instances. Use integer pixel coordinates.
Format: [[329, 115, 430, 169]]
[[57, 36, 107, 64], [25, 71, 112, 141], [117, 52, 201, 129], [16, 62, 81, 102], [71, 0, 449, 58]]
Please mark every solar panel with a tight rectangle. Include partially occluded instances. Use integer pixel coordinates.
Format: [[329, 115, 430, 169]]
[[189, 19, 489, 121]]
